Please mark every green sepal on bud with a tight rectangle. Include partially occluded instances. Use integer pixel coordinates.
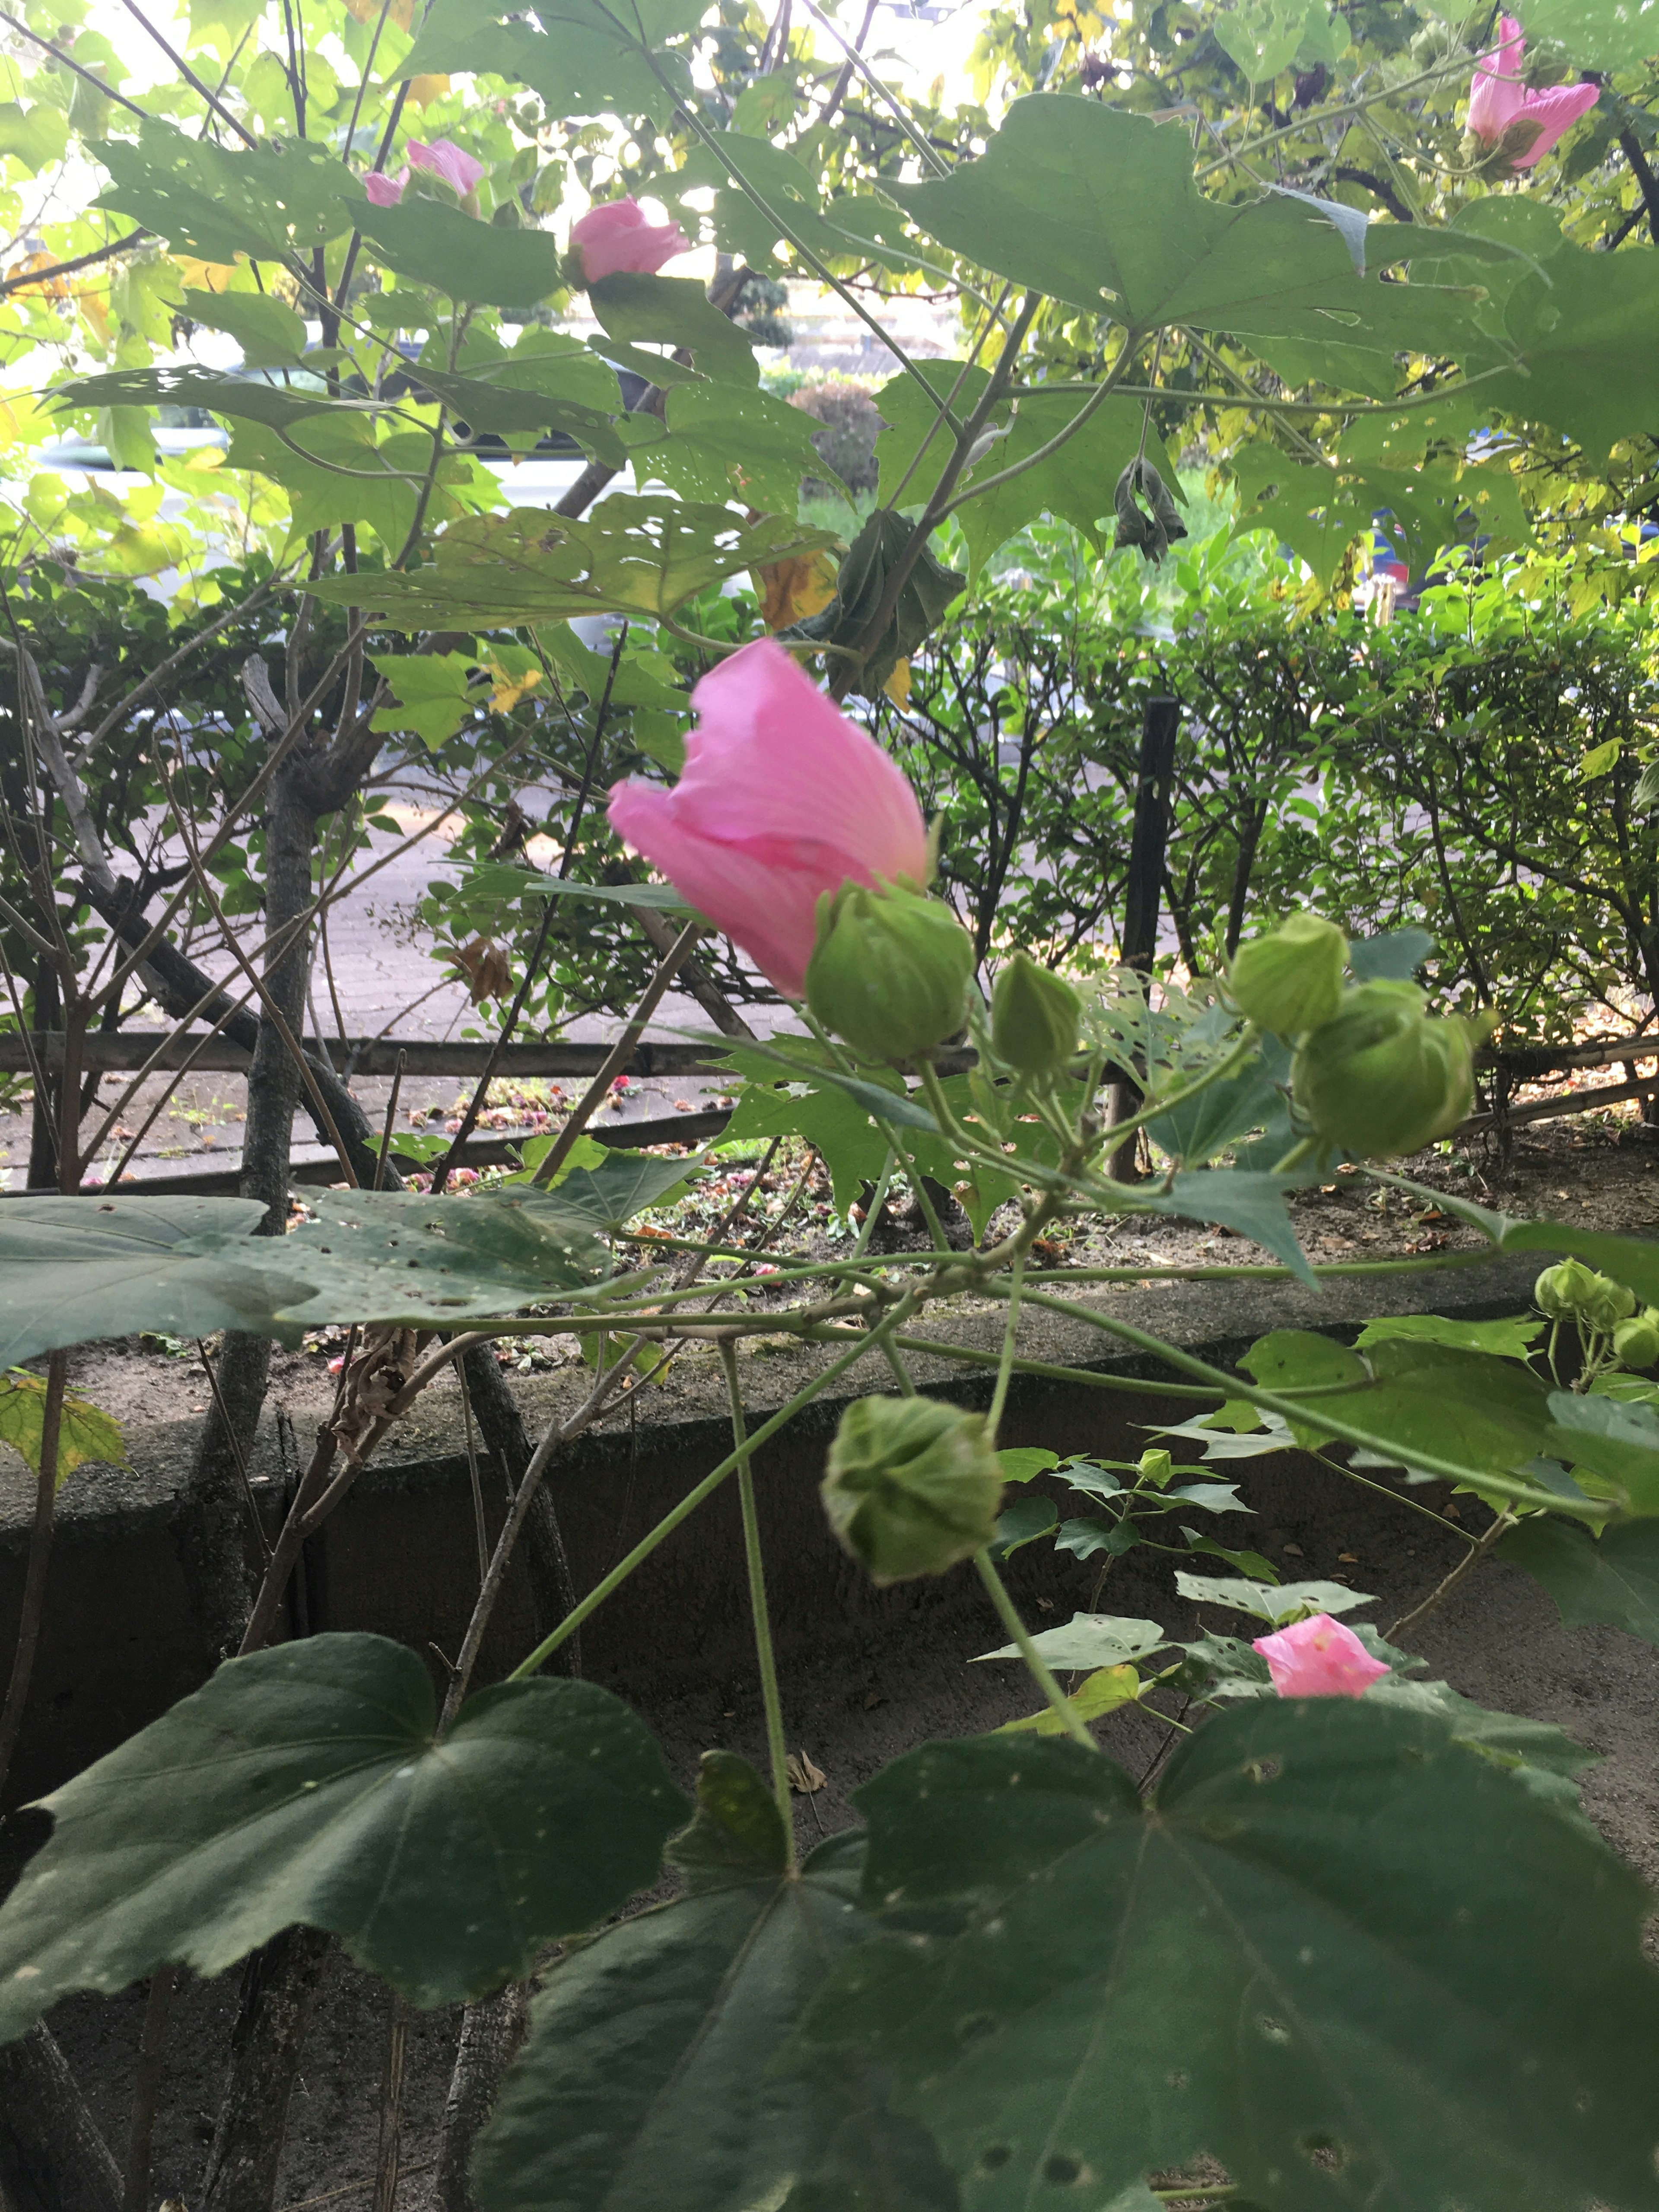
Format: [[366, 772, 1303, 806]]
[[1534, 1259, 1599, 1319], [1290, 981, 1474, 1159], [1136, 1448, 1173, 1489], [1585, 1275, 1637, 1333], [804, 882, 974, 1064], [990, 952, 1082, 1077], [1614, 1312, 1659, 1370], [1227, 913, 1348, 1038], [820, 1395, 1004, 1585]]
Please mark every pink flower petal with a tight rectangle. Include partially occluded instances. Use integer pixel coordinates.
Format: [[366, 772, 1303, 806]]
[[607, 638, 929, 998], [408, 138, 485, 199], [1511, 79, 1600, 163], [1468, 14, 1526, 143], [1252, 1613, 1390, 1698], [572, 195, 691, 283], [364, 169, 406, 207]]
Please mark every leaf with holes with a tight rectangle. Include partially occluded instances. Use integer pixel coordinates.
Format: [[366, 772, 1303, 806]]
[[1174, 1572, 1376, 1623], [474, 1752, 875, 2212], [807, 1703, 1659, 2212], [93, 120, 359, 263], [396, 0, 696, 125], [588, 272, 760, 386], [647, 383, 835, 512], [355, 200, 569, 311], [0, 1634, 687, 2038], [973, 1612, 1166, 1669], [308, 502, 839, 629]]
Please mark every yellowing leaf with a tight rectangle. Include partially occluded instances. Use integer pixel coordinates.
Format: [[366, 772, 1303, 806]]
[[996, 1664, 1141, 1736], [170, 256, 243, 293], [755, 545, 837, 632], [346, 0, 414, 27], [1583, 737, 1621, 780], [405, 73, 450, 107], [883, 657, 911, 709], [485, 658, 542, 712], [0, 1373, 126, 1489]]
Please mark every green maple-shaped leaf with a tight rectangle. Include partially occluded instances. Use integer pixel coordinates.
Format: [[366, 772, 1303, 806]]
[[890, 97, 1486, 370], [645, 381, 835, 512], [475, 1752, 894, 2212], [354, 200, 568, 311], [0, 1635, 687, 2036], [1501, 1514, 1659, 1643], [93, 120, 360, 264], [0, 1372, 125, 1487], [308, 500, 840, 629], [808, 1703, 1659, 2212]]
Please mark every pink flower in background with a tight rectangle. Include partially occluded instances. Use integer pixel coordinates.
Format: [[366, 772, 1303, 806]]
[[1252, 1614, 1390, 1698], [362, 140, 484, 209], [1468, 16, 1598, 166], [571, 196, 690, 283], [607, 638, 929, 1000]]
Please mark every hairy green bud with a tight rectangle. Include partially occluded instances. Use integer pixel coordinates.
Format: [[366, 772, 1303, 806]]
[[804, 883, 973, 1063], [1227, 913, 1348, 1037], [1137, 1448, 1174, 1489], [1585, 1274, 1638, 1333], [1290, 982, 1474, 1159], [820, 1395, 1004, 1585], [991, 953, 1082, 1076], [1534, 1260, 1599, 1319], [1614, 1313, 1659, 1370]]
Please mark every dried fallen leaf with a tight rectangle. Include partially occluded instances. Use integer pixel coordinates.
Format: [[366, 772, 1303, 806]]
[[786, 1750, 826, 1794]]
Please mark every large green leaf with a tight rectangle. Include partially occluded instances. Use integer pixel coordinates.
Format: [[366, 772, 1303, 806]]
[[871, 367, 1179, 577], [972, 1611, 1166, 1668], [0, 1634, 687, 2036], [779, 507, 964, 698], [227, 416, 475, 547], [1540, 1390, 1659, 1514], [94, 121, 359, 263], [1230, 445, 1379, 588], [475, 1752, 873, 2212], [1514, 0, 1659, 73], [355, 200, 568, 311], [1128, 1170, 1316, 1285], [54, 367, 350, 434], [644, 382, 833, 511], [545, 1150, 700, 1231], [413, 359, 626, 467], [0, 1196, 307, 1370], [588, 272, 760, 387], [0, 1191, 612, 1367], [396, 0, 694, 124], [889, 98, 1484, 365], [1501, 1513, 1659, 1643], [1268, 1337, 1553, 1484], [670, 137, 855, 270], [808, 1705, 1659, 2212], [308, 502, 839, 628]]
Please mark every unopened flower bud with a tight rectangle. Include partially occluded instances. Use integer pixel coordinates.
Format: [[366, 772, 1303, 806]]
[[1614, 1312, 1659, 1369], [1137, 1448, 1173, 1489], [991, 952, 1082, 1076], [1535, 1259, 1599, 1319], [1290, 982, 1474, 1158], [820, 1395, 1004, 1585], [1585, 1274, 1637, 1332], [804, 882, 973, 1063], [1228, 913, 1347, 1037]]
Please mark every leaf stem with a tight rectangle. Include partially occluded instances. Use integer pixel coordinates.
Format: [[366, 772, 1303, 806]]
[[973, 1549, 1096, 1749], [720, 1342, 795, 1863]]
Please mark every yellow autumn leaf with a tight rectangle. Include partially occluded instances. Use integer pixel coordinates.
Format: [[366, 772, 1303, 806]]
[[995, 1664, 1142, 1736], [755, 547, 837, 632], [345, 0, 413, 26], [883, 658, 911, 710], [486, 660, 542, 713], [405, 73, 450, 107], [171, 256, 242, 293]]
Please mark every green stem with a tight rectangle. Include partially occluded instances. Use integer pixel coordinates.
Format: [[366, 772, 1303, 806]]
[[852, 1149, 897, 1259], [1270, 1135, 1317, 1175], [879, 1335, 919, 1396], [719, 1342, 795, 1864], [973, 1550, 1096, 1750], [507, 1292, 922, 1678], [986, 1249, 1025, 1443]]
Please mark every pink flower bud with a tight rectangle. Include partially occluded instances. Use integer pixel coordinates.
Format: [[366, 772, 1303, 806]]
[[607, 638, 928, 1001], [1252, 1613, 1390, 1698], [364, 168, 407, 207], [571, 195, 690, 283], [407, 138, 485, 201]]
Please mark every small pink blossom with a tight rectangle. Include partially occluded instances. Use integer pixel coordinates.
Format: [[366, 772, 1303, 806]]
[[1468, 16, 1598, 166], [571, 195, 690, 283], [365, 169, 405, 206], [607, 638, 929, 1000], [1252, 1613, 1389, 1698]]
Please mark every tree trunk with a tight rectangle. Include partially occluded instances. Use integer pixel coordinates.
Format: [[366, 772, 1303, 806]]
[[1108, 697, 1179, 1182], [198, 1927, 331, 2212], [432, 1985, 528, 2212], [0, 2027, 122, 2212]]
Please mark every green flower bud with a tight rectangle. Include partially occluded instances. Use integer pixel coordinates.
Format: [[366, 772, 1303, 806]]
[[1614, 1313, 1659, 1369], [1290, 982, 1474, 1159], [1584, 1274, 1637, 1333], [821, 1395, 1004, 1585], [1227, 913, 1348, 1037], [1137, 1448, 1173, 1489], [991, 953, 1082, 1076], [804, 883, 973, 1064], [1535, 1260, 1599, 1318]]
